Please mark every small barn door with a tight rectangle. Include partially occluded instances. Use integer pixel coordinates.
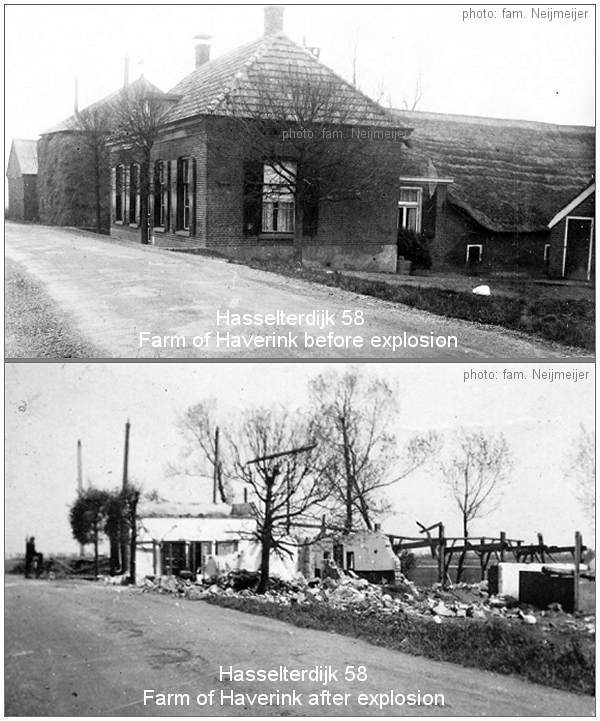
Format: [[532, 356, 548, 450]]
[[563, 217, 594, 280]]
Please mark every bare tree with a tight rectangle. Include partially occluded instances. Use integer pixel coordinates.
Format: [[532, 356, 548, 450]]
[[402, 72, 423, 111], [71, 104, 113, 234], [229, 406, 329, 593], [309, 369, 439, 533], [110, 82, 178, 244], [172, 399, 230, 503], [441, 430, 513, 581], [217, 61, 408, 260], [566, 423, 595, 523]]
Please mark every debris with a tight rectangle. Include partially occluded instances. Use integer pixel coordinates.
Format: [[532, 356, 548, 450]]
[[136, 567, 592, 635], [472, 285, 491, 296]]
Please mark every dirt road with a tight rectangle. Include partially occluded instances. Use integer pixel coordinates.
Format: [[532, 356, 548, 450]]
[[5, 223, 576, 359], [4, 579, 594, 716]]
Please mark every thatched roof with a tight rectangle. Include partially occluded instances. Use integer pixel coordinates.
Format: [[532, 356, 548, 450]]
[[41, 77, 166, 135], [392, 109, 595, 233], [165, 33, 406, 130]]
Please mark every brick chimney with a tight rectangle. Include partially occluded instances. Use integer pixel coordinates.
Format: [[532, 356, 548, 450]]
[[194, 34, 211, 68], [264, 5, 284, 35]]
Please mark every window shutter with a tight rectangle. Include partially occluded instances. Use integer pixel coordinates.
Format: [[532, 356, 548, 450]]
[[190, 157, 197, 236], [124, 165, 130, 222], [302, 179, 319, 237], [111, 167, 117, 224], [152, 162, 160, 227], [243, 161, 263, 235], [166, 160, 172, 231]]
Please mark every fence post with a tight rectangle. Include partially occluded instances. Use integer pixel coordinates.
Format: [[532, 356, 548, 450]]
[[437, 523, 445, 586], [574, 531, 581, 613], [537, 533, 545, 563]]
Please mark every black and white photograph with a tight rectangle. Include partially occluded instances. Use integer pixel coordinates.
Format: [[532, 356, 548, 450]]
[[4, 4, 595, 359], [4, 362, 595, 715], [3, 3, 596, 719]]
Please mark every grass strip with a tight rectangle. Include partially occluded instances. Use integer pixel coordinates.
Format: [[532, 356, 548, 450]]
[[205, 595, 595, 696], [238, 260, 594, 351]]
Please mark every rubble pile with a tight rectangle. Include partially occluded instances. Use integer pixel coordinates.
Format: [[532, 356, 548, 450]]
[[138, 570, 595, 633]]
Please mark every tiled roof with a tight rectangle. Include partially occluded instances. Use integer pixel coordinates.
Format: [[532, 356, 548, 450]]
[[165, 33, 405, 129], [392, 109, 595, 233], [10, 139, 38, 175], [41, 77, 165, 135]]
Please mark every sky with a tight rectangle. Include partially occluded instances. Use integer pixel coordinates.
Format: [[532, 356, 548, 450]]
[[4, 3, 595, 166], [5, 362, 594, 556]]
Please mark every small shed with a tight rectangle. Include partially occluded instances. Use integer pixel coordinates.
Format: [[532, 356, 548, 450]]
[[6, 139, 39, 221], [547, 181, 595, 280]]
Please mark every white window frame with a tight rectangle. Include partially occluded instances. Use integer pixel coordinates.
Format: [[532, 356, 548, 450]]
[[261, 161, 296, 234], [466, 244, 483, 263], [398, 186, 423, 233], [561, 216, 594, 280], [543, 243, 550, 262]]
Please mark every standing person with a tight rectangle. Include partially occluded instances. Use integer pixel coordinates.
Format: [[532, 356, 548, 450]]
[[25, 536, 36, 578]]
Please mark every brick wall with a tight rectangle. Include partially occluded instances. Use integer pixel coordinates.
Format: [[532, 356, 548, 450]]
[[110, 123, 208, 249], [434, 201, 549, 276]]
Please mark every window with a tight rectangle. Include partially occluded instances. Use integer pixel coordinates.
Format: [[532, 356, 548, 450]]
[[262, 161, 296, 233], [466, 244, 483, 264], [129, 163, 140, 225], [176, 157, 191, 231], [153, 161, 168, 228], [215, 540, 238, 556], [398, 186, 422, 232], [115, 164, 125, 222]]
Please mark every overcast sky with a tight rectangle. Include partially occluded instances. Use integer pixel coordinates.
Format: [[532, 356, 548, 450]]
[[5, 362, 594, 556], [5, 3, 595, 164]]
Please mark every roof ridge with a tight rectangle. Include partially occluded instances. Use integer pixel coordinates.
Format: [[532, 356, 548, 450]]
[[207, 33, 278, 114], [393, 107, 594, 132]]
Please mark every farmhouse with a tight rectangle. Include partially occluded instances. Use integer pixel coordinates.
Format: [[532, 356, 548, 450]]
[[108, 7, 447, 272], [6, 139, 38, 221], [392, 109, 595, 275], [15, 6, 595, 277]]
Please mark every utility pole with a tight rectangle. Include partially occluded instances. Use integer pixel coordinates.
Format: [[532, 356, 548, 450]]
[[77, 440, 84, 556], [213, 427, 220, 504], [122, 419, 130, 491], [120, 419, 131, 574]]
